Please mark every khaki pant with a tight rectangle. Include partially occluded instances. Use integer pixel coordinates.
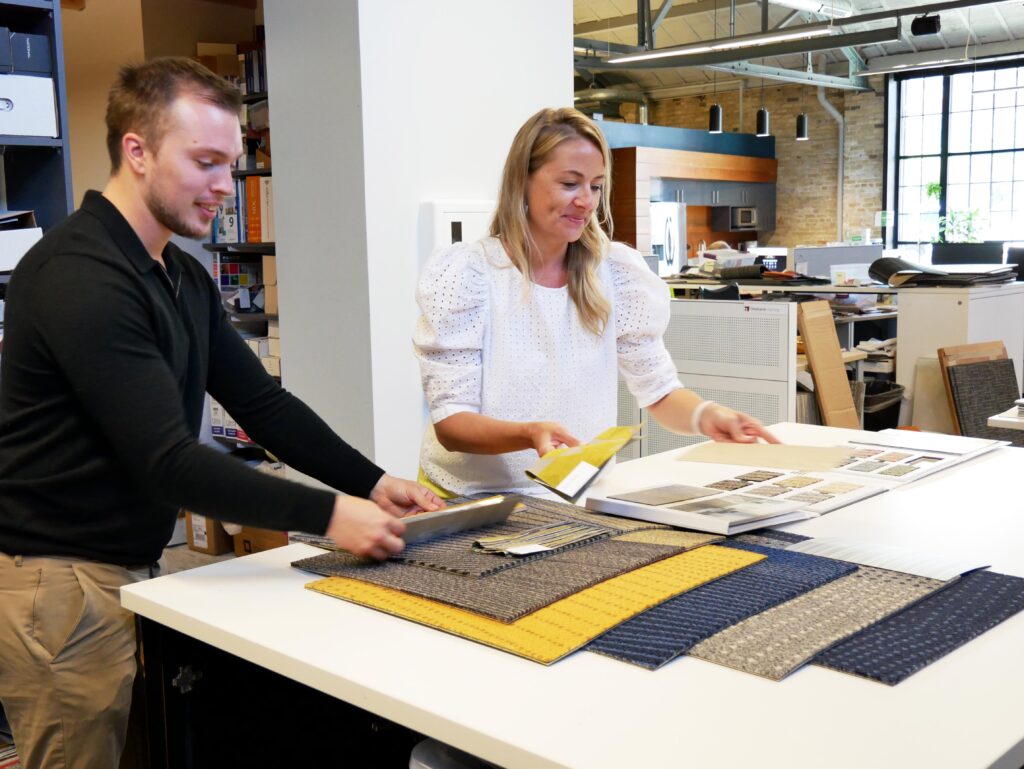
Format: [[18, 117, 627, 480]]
[[0, 553, 142, 769]]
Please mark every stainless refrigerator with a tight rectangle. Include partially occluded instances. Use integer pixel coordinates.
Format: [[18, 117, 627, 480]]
[[649, 201, 687, 278]]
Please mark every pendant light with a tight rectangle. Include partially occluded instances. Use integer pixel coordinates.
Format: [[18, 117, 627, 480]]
[[708, 0, 723, 134], [755, 70, 770, 137], [709, 103, 723, 134], [795, 112, 809, 140]]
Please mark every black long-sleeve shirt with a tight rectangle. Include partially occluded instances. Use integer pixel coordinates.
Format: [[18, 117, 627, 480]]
[[0, 191, 384, 565]]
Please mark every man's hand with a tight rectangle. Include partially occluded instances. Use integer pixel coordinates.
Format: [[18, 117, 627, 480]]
[[369, 474, 445, 516], [526, 421, 580, 457], [325, 495, 406, 560], [699, 404, 780, 444]]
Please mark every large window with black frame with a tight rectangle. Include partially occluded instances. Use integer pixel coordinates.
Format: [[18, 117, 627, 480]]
[[892, 61, 1024, 259]]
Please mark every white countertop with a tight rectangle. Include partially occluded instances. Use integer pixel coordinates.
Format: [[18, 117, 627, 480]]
[[122, 423, 1024, 769]]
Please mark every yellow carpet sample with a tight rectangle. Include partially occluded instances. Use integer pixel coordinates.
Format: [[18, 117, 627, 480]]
[[306, 544, 764, 664]]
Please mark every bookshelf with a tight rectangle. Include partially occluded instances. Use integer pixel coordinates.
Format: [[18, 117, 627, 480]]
[[205, 34, 278, 451], [0, 0, 73, 230]]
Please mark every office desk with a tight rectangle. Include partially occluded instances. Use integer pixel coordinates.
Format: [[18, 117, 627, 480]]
[[122, 423, 1024, 769]]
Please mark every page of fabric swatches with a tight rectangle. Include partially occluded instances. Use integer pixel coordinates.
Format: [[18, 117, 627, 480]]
[[705, 479, 753, 491], [814, 570, 1024, 685], [586, 543, 857, 669], [305, 545, 766, 664], [688, 565, 947, 680], [294, 530, 720, 622]]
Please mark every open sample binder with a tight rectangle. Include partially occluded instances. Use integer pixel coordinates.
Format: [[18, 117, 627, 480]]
[[584, 430, 1005, 535], [868, 256, 1014, 288]]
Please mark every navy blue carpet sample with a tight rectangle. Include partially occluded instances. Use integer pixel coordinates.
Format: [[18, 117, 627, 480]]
[[586, 542, 857, 670], [814, 569, 1024, 685]]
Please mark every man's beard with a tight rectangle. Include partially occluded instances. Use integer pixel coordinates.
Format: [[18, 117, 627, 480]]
[[145, 185, 210, 240]]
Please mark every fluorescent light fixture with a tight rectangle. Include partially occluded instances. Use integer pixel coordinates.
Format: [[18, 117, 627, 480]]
[[609, 22, 832, 64], [865, 51, 1024, 76], [772, 0, 853, 18]]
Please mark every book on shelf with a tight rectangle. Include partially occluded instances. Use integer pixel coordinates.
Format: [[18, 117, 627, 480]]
[[869, 256, 1013, 288], [525, 425, 639, 502], [245, 175, 262, 243]]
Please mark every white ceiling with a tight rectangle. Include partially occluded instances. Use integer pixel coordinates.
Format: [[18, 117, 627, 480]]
[[574, 0, 1024, 95]]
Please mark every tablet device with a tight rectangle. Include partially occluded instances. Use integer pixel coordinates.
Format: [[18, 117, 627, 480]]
[[400, 495, 520, 544]]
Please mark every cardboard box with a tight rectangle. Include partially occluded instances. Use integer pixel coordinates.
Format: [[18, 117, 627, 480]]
[[233, 525, 288, 556], [262, 254, 277, 285], [0, 75, 57, 137], [10, 33, 50, 74], [260, 355, 281, 378], [0, 211, 41, 271], [267, 336, 280, 357], [262, 284, 278, 315], [797, 300, 859, 429], [186, 511, 234, 555], [267, 319, 280, 338]]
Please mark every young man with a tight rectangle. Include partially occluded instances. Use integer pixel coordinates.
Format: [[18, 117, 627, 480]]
[[0, 57, 442, 769]]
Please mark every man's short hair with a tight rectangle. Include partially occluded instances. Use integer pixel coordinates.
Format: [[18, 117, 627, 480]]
[[106, 56, 242, 173]]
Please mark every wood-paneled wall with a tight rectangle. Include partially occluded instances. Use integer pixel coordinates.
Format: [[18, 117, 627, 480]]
[[610, 146, 778, 256]]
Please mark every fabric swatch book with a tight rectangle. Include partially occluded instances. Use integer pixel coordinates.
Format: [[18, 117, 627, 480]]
[[585, 484, 808, 535], [526, 425, 639, 501], [868, 257, 1014, 287]]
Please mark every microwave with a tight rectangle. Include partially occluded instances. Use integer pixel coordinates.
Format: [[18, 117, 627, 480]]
[[731, 207, 758, 230]]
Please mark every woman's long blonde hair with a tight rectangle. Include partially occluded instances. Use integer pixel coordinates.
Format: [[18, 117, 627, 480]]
[[491, 107, 613, 335]]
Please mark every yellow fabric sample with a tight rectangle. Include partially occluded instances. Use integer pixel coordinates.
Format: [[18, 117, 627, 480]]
[[306, 545, 764, 665]]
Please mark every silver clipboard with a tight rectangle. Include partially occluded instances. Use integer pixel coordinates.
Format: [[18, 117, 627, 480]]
[[400, 495, 519, 544]]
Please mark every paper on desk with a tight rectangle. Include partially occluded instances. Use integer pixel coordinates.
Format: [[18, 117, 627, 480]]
[[678, 442, 853, 472], [787, 537, 987, 582], [526, 425, 640, 501]]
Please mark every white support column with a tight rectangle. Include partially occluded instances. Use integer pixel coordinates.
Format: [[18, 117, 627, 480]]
[[264, 0, 573, 479]]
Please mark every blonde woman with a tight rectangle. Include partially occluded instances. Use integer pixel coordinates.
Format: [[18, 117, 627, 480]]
[[414, 107, 777, 497]]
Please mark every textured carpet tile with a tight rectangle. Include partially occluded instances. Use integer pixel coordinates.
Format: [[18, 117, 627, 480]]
[[305, 545, 765, 665], [814, 569, 1024, 685], [391, 495, 666, 576], [294, 533, 717, 622], [587, 543, 857, 669], [688, 565, 947, 680], [731, 530, 810, 548]]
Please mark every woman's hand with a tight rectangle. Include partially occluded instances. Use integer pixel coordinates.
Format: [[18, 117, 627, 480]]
[[526, 421, 581, 456], [698, 404, 780, 444], [369, 474, 445, 516]]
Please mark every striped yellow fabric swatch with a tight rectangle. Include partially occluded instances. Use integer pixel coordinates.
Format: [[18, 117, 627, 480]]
[[306, 545, 764, 665]]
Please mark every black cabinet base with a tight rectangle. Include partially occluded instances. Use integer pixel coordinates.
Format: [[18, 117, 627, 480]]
[[136, 618, 423, 769]]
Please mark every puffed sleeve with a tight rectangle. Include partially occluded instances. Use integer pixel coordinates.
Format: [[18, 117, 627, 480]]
[[609, 242, 683, 407], [413, 240, 489, 423]]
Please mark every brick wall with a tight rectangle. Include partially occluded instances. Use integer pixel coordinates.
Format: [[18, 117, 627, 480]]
[[615, 78, 886, 248]]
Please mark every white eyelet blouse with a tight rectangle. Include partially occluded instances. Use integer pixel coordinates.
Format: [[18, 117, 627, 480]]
[[413, 236, 682, 496]]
